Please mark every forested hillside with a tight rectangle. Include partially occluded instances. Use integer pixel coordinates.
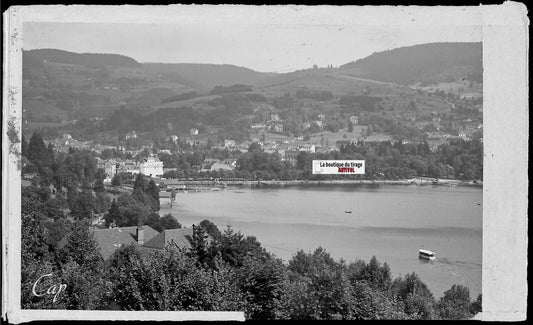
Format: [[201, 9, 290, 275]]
[[24, 49, 141, 68], [338, 42, 482, 85], [143, 63, 275, 91]]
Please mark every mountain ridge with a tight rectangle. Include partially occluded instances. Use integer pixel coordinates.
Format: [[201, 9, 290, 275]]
[[24, 48, 142, 68], [338, 42, 482, 85]]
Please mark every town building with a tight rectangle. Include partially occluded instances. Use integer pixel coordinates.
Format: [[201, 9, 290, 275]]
[[270, 113, 280, 121], [210, 162, 233, 171], [97, 158, 117, 178], [190, 128, 199, 136], [273, 124, 284, 133], [204, 158, 219, 165], [58, 225, 159, 260], [224, 139, 236, 148], [222, 159, 237, 169], [283, 150, 299, 166], [140, 155, 164, 177], [125, 131, 137, 140], [299, 144, 316, 153], [168, 135, 179, 143], [57, 225, 199, 260], [117, 159, 140, 175], [335, 138, 357, 149]]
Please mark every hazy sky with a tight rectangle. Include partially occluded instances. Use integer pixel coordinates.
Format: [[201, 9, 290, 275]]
[[23, 22, 481, 73]]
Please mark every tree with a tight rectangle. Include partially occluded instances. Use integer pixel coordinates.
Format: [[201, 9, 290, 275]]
[[469, 294, 482, 315], [391, 273, 435, 319], [133, 173, 147, 192], [58, 260, 110, 310], [107, 247, 246, 312], [145, 213, 181, 232], [218, 225, 269, 267], [21, 212, 50, 269], [111, 173, 122, 187], [57, 221, 103, 271], [199, 219, 221, 240], [70, 191, 95, 220], [131, 188, 158, 212], [408, 100, 417, 110], [94, 191, 111, 214], [106, 244, 145, 310], [355, 256, 392, 291], [21, 134, 29, 157], [28, 132, 49, 165], [105, 193, 151, 227], [146, 180, 160, 211], [190, 224, 210, 267], [238, 256, 289, 319], [93, 168, 106, 193], [105, 199, 120, 227], [348, 122, 354, 132], [159, 213, 181, 230], [248, 142, 262, 153], [436, 284, 472, 320], [43, 197, 63, 219]]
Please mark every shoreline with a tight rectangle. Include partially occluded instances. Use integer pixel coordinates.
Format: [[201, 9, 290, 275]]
[[161, 178, 483, 190], [251, 178, 482, 187]]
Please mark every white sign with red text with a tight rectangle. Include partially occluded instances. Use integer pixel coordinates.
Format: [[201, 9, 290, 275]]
[[312, 160, 365, 175]]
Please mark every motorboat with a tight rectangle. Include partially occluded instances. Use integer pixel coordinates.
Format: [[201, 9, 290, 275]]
[[419, 249, 436, 261]]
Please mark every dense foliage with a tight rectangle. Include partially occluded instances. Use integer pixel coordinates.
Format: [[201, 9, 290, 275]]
[[22, 210, 481, 319], [339, 42, 482, 85]]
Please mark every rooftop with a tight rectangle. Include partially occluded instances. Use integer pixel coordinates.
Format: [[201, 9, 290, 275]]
[[143, 227, 194, 251]]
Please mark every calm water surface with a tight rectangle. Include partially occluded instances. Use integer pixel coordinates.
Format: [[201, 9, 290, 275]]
[[163, 184, 482, 299]]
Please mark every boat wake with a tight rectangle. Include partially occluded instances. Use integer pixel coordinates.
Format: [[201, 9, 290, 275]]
[[428, 257, 482, 287], [436, 257, 482, 268]]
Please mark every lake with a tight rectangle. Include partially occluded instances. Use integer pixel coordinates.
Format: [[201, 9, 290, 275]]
[[161, 184, 482, 299]]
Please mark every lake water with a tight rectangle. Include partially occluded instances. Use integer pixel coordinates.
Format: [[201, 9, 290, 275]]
[[162, 184, 482, 299]]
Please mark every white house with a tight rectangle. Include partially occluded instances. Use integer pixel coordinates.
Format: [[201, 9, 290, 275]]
[[314, 120, 324, 129], [273, 124, 284, 133], [190, 128, 199, 136], [299, 144, 316, 153], [125, 131, 137, 140], [169, 135, 179, 143], [140, 155, 164, 177], [251, 123, 266, 130], [224, 139, 236, 148]]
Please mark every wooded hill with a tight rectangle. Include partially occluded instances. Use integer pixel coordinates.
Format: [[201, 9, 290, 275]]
[[23, 49, 141, 69], [21, 42, 482, 126], [338, 42, 482, 85], [143, 63, 276, 92]]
